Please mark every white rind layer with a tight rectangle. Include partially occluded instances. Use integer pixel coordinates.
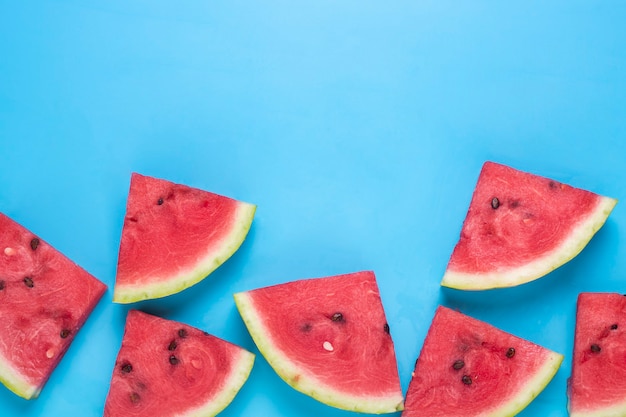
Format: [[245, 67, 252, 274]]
[[233, 291, 404, 414], [113, 202, 256, 303], [569, 401, 626, 417], [0, 350, 40, 399], [485, 351, 563, 417], [441, 196, 617, 290], [179, 348, 255, 417]]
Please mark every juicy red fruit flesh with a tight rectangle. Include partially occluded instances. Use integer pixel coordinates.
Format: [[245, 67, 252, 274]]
[[0, 213, 106, 397]]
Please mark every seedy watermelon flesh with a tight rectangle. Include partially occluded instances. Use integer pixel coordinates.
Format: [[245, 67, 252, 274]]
[[568, 292, 626, 417], [103, 310, 255, 417], [403, 306, 563, 417], [0, 213, 107, 399], [234, 270, 404, 414], [442, 161, 617, 290], [114, 173, 256, 303]]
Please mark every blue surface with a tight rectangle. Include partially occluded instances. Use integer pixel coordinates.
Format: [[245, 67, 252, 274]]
[[1, 1, 625, 416]]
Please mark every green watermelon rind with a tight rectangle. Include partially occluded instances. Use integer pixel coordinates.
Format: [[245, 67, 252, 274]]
[[0, 356, 40, 399], [233, 291, 405, 414], [441, 196, 617, 290], [179, 349, 256, 417], [113, 202, 256, 304], [487, 351, 563, 417]]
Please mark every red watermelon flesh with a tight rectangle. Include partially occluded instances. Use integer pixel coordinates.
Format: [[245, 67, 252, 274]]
[[114, 173, 256, 303], [103, 310, 255, 417], [0, 213, 106, 399], [442, 161, 616, 290], [403, 306, 563, 417], [233, 270, 404, 414], [568, 292, 626, 417]]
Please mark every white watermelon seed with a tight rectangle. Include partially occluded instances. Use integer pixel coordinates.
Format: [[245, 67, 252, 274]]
[[323, 341, 334, 351], [4, 247, 15, 256], [46, 348, 55, 359]]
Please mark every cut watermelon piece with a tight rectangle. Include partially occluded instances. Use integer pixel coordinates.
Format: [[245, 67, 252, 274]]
[[113, 173, 256, 303], [568, 292, 626, 417], [403, 306, 563, 417], [103, 310, 255, 417], [0, 213, 106, 399], [442, 161, 616, 290], [234, 270, 404, 414]]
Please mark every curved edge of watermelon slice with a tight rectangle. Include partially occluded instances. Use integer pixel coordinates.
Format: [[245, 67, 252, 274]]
[[441, 196, 617, 290], [569, 402, 626, 417], [233, 291, 405, 414], [113, 202, 256, 304], [491, 351, 563, 416], [0, 358, 40, 399], [182, 348, 256, 417]]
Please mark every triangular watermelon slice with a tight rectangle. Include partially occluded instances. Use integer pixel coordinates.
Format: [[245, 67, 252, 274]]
[[103, 310, 255, 417], [0, 213, 107, 399], [403, 306, 563, 417], [233, 270, 404, 414], [442, 161, 616, 290], [113, 173, 256, 303], [568, 292, 626, 417]]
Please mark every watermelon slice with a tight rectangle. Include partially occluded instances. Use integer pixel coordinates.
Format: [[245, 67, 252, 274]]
[[442, 161, 616, 290], [233, 270, 404, 414], [103, 310, 255, 417], [113, 173, 256, 303], [568, 292, 626, 417], [403, 306, 563, 417], [0, 213, 106, 399]]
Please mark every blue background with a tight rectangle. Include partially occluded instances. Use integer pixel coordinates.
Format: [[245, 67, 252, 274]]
[[1, 1, 625, 416]]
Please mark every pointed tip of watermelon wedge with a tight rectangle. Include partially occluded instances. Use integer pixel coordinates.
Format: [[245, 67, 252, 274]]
[[233, 285, 405, 414], [496, 350, 563, 416], [182, 348, 256, 417], [441, 195, 617, 290], [0, 362, 41, 400], [113, 202, 256, 304]]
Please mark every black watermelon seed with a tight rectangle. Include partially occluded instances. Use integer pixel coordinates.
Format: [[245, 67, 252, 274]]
[[157, 197, 164, 205], [30, 238, 40, 250], [491, 197, 500, 209], [590, 344, 601, 353], [452, 360, 465, 370], [203, 331, 209, 336], [0, 280, 5, 290], [611, 324, 619, 330], [23, 277, 34, 288], [331, 312, 344, 322], [300, 323, 312, 332], [169, 355, 180, 365], [383, 323, 390, 334], [129, 392, 140, 404], [461, 375, 472, 385], [121, 363, 133, 373], [506, 347, 516, 358], [178, 329, 188, 338], [60, 329, 70, 339], [168, 340, 177, 351]]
